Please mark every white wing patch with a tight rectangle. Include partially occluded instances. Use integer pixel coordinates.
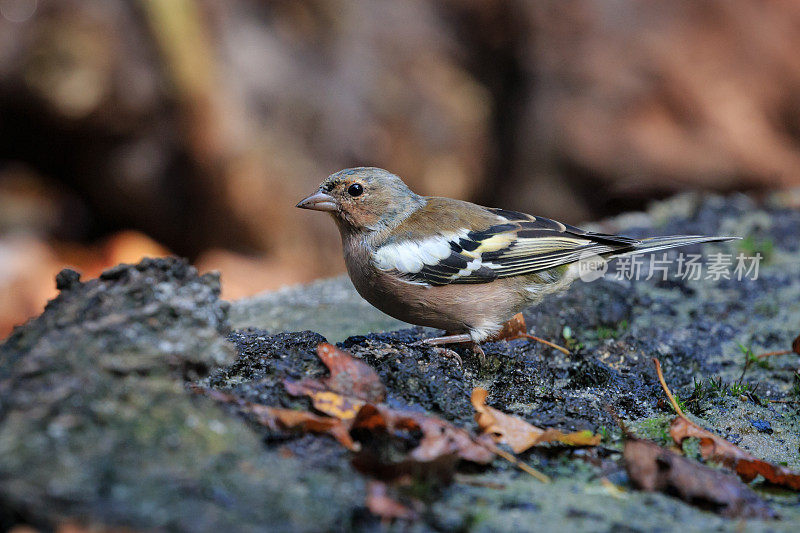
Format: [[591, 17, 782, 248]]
[[374, 233, 465, 274], [457, 258, 482, 278], [374, 228, 514, 283]]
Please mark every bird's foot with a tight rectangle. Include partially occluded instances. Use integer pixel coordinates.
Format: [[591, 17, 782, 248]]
[[431, 347, 463, 366], [469, 342, 487, 367]]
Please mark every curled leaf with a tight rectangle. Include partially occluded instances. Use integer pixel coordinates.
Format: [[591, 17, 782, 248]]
[[284, 343, 385, 419], [670, 416, 800, 490], [653, 357, 800, 491], [189, 384, 356, 450], [284, 380, 365, 420], [314, 343, 386, 402], [352, 403, 495, 466], [472, 388, 600, 453]]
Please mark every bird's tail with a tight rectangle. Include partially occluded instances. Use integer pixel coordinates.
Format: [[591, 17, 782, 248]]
[[611, 235, 739, 258]]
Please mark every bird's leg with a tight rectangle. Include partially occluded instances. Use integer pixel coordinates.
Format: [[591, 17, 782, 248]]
[[415, 333, 486, 366], [420, 333, 473, 345]]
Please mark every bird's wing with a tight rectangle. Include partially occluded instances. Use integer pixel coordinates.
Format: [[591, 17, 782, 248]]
[[373, 206, 640, 286]]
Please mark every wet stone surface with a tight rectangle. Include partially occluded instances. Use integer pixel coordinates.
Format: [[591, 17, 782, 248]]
[[0, 259, 364, 532], [2, 193, 800, 531]]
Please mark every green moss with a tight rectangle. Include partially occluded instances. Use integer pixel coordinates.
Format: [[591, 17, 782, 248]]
[[681, 437, 703, 461], [633, 416, 673, 446], [592, 320, 629, 341], [685, 376, 765, 414]]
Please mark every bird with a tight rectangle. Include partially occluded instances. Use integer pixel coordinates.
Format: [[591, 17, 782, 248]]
[[297, 167, 735, 361]]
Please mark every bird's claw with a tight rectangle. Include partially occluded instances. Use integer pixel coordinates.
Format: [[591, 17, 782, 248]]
[[431, 347, 463, 366], [410, 338, 486, 367], [471, 343, 487, 367]]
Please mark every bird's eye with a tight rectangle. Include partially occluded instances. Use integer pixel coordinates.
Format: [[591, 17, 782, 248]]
[[347, 183, 364, 197]]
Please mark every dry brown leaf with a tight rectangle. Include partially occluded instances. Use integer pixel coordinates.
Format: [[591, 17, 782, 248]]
[[653, 357, 800, 491], [793, 333, 800, 355], [488, 312, 529, 341], [670, 417, 800, 490], [349, 403, 497, 485], [190, 384, 356, 450], [314, 343, 386, 402], [624, 438, 775, 519], [354, 403, 495, 465], [284, 343, 385, 419], [283, 380, 365, 420], [471, 388, 600, 453]]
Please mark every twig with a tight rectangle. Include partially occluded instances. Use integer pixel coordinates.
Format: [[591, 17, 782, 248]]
[[652, 358, 686, 418], [521, 333, 571, 355], [492, 446, 551, 483], [756, 349, 792, 359]]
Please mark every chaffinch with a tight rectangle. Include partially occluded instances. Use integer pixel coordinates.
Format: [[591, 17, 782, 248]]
[[297, 167, 734, 355]]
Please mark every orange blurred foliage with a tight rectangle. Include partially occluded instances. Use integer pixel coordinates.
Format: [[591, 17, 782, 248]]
[[0, 230, 318, 339]]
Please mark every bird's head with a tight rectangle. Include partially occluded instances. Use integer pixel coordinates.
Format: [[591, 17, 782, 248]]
[[296, 167, 424, 233]]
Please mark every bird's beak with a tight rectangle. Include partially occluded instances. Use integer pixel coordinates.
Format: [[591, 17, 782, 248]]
[[296, 191, 338, 212]]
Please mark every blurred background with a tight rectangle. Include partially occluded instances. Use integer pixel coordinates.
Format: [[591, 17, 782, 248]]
[[2, 0, 800, 337]]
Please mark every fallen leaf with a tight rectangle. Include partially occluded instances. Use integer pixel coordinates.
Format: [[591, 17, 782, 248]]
[[190, 384, 356, 450], [624, 438, 775, 519], [793, 333, 800, 355], [488, 312, 529, 341], [355, 403, 495, 464], [284, 343, 385, 419], [471, 388, 600, 453], [200, 346, 547, 489], [365, 481, 419, 521], [314, 343, 386, 402], [284, 380, 365, 420], [653, 357, 800, 491], [670, 417, 800, 490], [350, 403, 495, 483]]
